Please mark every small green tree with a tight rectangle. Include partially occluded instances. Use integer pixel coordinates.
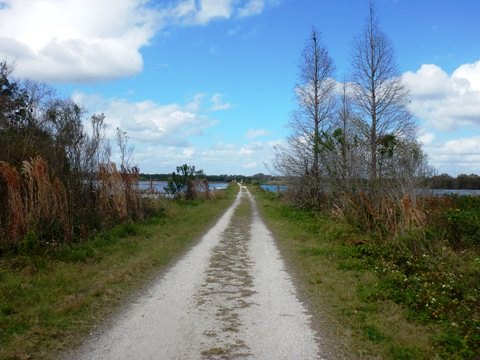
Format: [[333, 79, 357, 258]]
[[164, 164, 205, 199]]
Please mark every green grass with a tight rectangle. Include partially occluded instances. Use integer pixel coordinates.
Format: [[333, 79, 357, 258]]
[[0, 185, 237, 360], [252, 186, 479, 359]]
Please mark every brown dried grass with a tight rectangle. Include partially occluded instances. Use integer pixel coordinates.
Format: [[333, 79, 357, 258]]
[[22, 157, 72, 242], [343, 191, 426, 240], [0, 161, 25, 244], [98, 163, 127, 222], [97, 163, 142, 222], [1, 156, 143, 248], [0, 157, 72, 247], [122, 166, 142, 219]]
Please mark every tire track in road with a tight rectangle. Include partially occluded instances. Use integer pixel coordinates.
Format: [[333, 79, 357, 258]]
[[70, 186, 321, 360]]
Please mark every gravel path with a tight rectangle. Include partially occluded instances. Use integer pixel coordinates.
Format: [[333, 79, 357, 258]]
[[71, 186, 321, 360]]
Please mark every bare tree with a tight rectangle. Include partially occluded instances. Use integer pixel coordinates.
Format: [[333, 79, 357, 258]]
[[327, 80, 364, 192], [351, 1, 415, 188], [82, 113, 111, 176], [292, 27, 336, 179], [274, 28, 336, 207], [116, 127, 133, 172]]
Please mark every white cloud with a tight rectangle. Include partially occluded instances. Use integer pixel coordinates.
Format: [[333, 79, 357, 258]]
[[132, 138, 282, 175], [425, 136, 480, 175], [238, 0, 265, 17], [418, 132, 435, 145], [194, 139, 281, 174], [72, 92, 214, 146], [0, 0, 274, 82], [453, 61, 480, 92], [239, 147, 254, 156], [183, 147, 195, 157], [70, 91, 280, 174], [0, 0, 158, 82], [210, 93, 232, 111], [195, 0, 233, 24], [244, 161, 260, 168], [246, 128, 271, 139], [403, 61, 480, 130], [173, 0, 271, 25]]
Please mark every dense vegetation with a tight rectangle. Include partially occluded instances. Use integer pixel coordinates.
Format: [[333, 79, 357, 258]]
[[255, 187, 479, 359], [0, 62, 142, 253]]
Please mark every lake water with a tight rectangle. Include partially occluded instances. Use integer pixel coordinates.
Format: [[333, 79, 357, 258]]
[[260, 184, 480, 196], [419, 189, 480, 196], [139, 181, 229, 193], [260, 184, 288, 193]]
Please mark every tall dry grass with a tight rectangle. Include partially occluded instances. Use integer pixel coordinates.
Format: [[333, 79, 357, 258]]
[[98, 163, 127, 222], [21, 157, 72, 243], [339, 191, 426, 240], [0, 161, 25, 244], [122, 166, 142, 219], [0, 157, 143, 250], [97, 163, 143, 223], [0, 157, 72, 248]]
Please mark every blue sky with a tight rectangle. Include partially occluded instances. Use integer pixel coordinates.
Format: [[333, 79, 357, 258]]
[[1, 0, 479, 175]]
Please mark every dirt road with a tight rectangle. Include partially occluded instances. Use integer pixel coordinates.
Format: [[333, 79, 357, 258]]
[[72, 186, 321, 359]]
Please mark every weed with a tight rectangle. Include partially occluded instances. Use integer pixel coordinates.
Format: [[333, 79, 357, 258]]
[[363, 324, 387, 342], [253, 185, 479, 359], [0, 185, 237, 359]]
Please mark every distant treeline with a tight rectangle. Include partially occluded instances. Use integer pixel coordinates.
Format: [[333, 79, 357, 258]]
[[427, 173, 480, 190], [141, 173, 480, 190], [140, 173, 278, 184]]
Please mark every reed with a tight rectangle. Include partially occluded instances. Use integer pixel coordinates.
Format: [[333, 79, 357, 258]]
[[97, 163, 143, 222], [98, 163, 127, 222], [342, 191, 426, 240], [0, 156, 144, 250], [122, 166, 142, 219], [0, 157, 72, 248], [0, 161, 25, 245], [21, 157, 72, 244]]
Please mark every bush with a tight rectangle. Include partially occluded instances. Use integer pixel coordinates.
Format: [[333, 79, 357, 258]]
[[442, 196, 480, 248]]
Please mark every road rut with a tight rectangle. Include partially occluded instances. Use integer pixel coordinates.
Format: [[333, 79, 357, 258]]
[[71, 186, 321, 359]]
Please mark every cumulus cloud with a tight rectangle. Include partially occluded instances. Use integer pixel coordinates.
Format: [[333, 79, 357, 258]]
[[72, 92, 215, 146], [194, 139, 281, 174], [130, 135, 282, 175], [418, 132, 435, 146], [132, 138, 281, 174], [403, 61, 480, 130], [0, 0, 273, 82], [425, 136, 480, 174], [0, 0, 158, 81]]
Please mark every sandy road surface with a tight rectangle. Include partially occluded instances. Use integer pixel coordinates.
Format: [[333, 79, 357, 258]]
[[71, 186, 321, 359]]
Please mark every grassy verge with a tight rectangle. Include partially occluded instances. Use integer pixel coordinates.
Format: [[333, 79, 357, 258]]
[[0, 185, 237, 360], [251, 186, 479, 360]]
